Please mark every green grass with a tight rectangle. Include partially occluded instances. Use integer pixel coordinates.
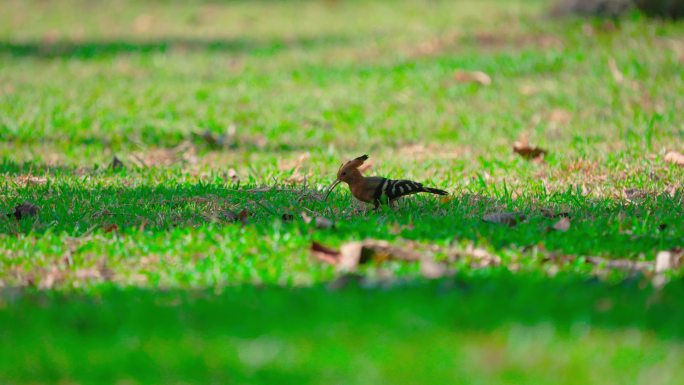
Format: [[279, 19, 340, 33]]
[[1, 0, 684, 383]]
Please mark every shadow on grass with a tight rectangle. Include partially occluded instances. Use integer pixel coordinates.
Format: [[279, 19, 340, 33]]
[[1, 272, 683, 382], [0, 34, 354, 59], [1, 164, 683, 258]]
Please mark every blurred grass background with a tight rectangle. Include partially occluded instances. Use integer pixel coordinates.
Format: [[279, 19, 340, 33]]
[[1, 0, 683, 383]]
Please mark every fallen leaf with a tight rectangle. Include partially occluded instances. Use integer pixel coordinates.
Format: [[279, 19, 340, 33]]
[[195, 125, 238, 149], [608, 57, 624, 84], [552, 217, 571, 232], [513, 140, 547, 160], [337, 242, 364, 271], [14, 175, 47, 185], [311, 240, 422, 271], [453, 70, 491, 86], [196, 130, 220, 147], [464, 244, 501, 267], [656, 250, 674, 273], [440, 195, 455, 204], [548, 108, 572, 125], [314, 216, 334, 229], [519, 84, 538, 96], [220, 208, 249, 224], [7, 202, 39, 220], [540, 208, 570, 219], [131, 142, 197, 168], [39, 266, 63, 289], [301, 212, 334, 229], [286, 169, 308, 184], [420, 258, 449, 279], [310, 241, 340, 264], [133, 14, 153, 33], [110, 156, 124, 170], [624, 188, 648, 201], [281, 153, 311, 184], [226, 168, 239, 184], [483, 212, 524, 226], [279, 153, 310, 171], [664, 151, 684, 166], [103, 224, 119, 233], [41, 30, 60, 46], [584, 256, 651, 271], [75, 269, 104, 281]]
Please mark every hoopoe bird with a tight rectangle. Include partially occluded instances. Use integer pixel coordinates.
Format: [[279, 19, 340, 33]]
[[325, 154, 448, 209]]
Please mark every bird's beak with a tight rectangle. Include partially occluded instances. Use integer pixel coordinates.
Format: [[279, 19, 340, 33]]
[[324, 179, 341, 200]]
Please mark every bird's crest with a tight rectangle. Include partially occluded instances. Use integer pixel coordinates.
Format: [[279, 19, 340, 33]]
[[338, 154, 368, 172]]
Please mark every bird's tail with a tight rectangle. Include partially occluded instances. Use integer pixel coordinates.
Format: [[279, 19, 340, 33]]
[[424, 187, 448, 196]]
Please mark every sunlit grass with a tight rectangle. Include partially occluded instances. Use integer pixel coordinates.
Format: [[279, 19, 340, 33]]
[[1, 0, 683, 383]]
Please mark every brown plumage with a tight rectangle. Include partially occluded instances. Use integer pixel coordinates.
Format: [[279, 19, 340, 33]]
[[325, 154, 448, 209]]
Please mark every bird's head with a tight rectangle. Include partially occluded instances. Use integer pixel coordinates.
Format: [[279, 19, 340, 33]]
[[325, 154, 368, 200]]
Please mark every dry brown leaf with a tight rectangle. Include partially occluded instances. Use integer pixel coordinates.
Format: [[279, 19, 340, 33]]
[[311, 240, 422, 271], [552, 217, 571, 232], [194, 125, 239, 149], [420, 258, 449, 279], [440, 195, 455, 204], [282, 153, 311, 184], [13, 175, 47, 185], [483, 212, 524, 226], [664, 151, 684, 166], [453, 70, 491, 86], [301, 212, 334, 229], [226, 168, 239, 184], [220, 209, 249, 224], [310, 242, 340, 264], [110, 156, 124, 170], [75, 269, 104, 281], [519, 84, 538, 96], [131, 142, 197, 168], [7, 202, 39, 220], [548, 108, 572, 125], [39, 266, 64, 289], [41, 30, 60, 46], [464, 244, 501, 267], [133, 14, 153, 33], [513, 141, 547, 160], [279, 153, 310, 171], [656, 250, 674, 273], [196, 130, 222, 148], [337, 242, 364, 271], [286, 169, 308, 184], [624, 188, 648, 201], [584, 256, 651, 271], [608, 57, 624, 84], [103, 223, 119, 233], [540, 208, 570, 219]]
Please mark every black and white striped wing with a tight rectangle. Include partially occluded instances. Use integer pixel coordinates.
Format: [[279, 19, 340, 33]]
[[373, 178, 425, 203]]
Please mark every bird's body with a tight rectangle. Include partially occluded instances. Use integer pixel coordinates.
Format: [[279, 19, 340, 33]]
[[326, 155, 448, 209]]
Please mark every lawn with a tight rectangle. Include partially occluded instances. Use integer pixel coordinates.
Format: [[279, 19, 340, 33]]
[[1, 0, 684, 383]]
